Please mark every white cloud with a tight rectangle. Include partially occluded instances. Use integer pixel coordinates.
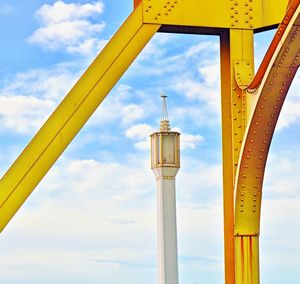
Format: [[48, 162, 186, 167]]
[[28, 1, 106, 55], [121, 104, 146, 125], [0, 155, 224, 283], [0, 66, 78, 134], [276, 73, 300, 130], [2, 66, 77, 101], [35, 1, 104, 24], [125, 124, 155, 140], [173, 77, 221, 116], [198, 63, 220, 88], [181, 133, 204, 150], [0, 96, 54, 134], [185, 41, 219, 58]]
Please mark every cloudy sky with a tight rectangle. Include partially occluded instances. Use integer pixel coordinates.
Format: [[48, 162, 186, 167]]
[[0, 1, 300, 283]]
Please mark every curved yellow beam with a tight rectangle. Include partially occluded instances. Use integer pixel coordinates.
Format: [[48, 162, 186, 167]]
[[235, 2, 300, 236], [234, 3, 300, 283]]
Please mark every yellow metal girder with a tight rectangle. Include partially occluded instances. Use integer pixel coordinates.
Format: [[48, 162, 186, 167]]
[[235, 236, 260, 283], [234, 4, 300, 236], [0, 0, 298, 283], [142, 0, 289, 31], [220, 27, 255, 284], [0, 5, 160, 232]]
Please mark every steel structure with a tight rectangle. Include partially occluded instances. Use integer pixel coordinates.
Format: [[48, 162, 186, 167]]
[[0, 0, 300, 283]]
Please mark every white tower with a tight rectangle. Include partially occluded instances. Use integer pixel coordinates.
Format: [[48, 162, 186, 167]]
[[151, 95, 180, 284]]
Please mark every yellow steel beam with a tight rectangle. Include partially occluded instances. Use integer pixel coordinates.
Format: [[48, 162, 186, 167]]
[[142, 0, 289, 31], [235, 236, 260, 283], [0, 5, 160, 232], [220, 27, 255, 284], [233, 3, 300, 283], [220, 31, 236, 284], [235, 3, 300, 237]]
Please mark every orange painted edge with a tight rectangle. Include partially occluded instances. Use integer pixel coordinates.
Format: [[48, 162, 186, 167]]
[[249, 0, 300, 89], [134, 0, 142, 9]]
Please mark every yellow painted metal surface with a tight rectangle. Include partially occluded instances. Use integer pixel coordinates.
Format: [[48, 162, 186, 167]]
[[0, 5, 160, 232], [142, 0, 289, 31], [235, 3, 300, 236], [235, 236, 260, 284], [220, 31, 236, 284], [220, 27, 255, 284], [0, 0, 299, 283]]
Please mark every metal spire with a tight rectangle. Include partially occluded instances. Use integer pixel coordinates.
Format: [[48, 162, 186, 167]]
[[160, 94, 170, 131]]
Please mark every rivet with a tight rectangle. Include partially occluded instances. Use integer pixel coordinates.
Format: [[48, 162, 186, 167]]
[[243, 174, 247, 178], [250, 139, 254, 143], [253, 198, 256, 202], [268, 122, 272, 126], [263, 140, 267, 144], [257, 165, 261, 169], [261, 149, 264, 152], [255, 176, 259, 179], [253, 130, 256, 134], [241, 192, 245, 196], [259, 156, 263, 159], [245, 164, 248, 168], [246, 155, 250, 159], [253, 204, 256, 207], [258, 113, 262, 117], [242, 184, 246, 188], [265, 131, 269, 135], [241, 209, 244, 212], [248, 148, 252, 152], [240, 203, 244, 207]]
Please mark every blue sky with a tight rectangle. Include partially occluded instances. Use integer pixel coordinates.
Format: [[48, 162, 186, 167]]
[[0, 1, 300, 283]]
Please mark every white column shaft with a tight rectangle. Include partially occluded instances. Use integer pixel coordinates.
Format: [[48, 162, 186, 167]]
[[157, 176, 179, 284]]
